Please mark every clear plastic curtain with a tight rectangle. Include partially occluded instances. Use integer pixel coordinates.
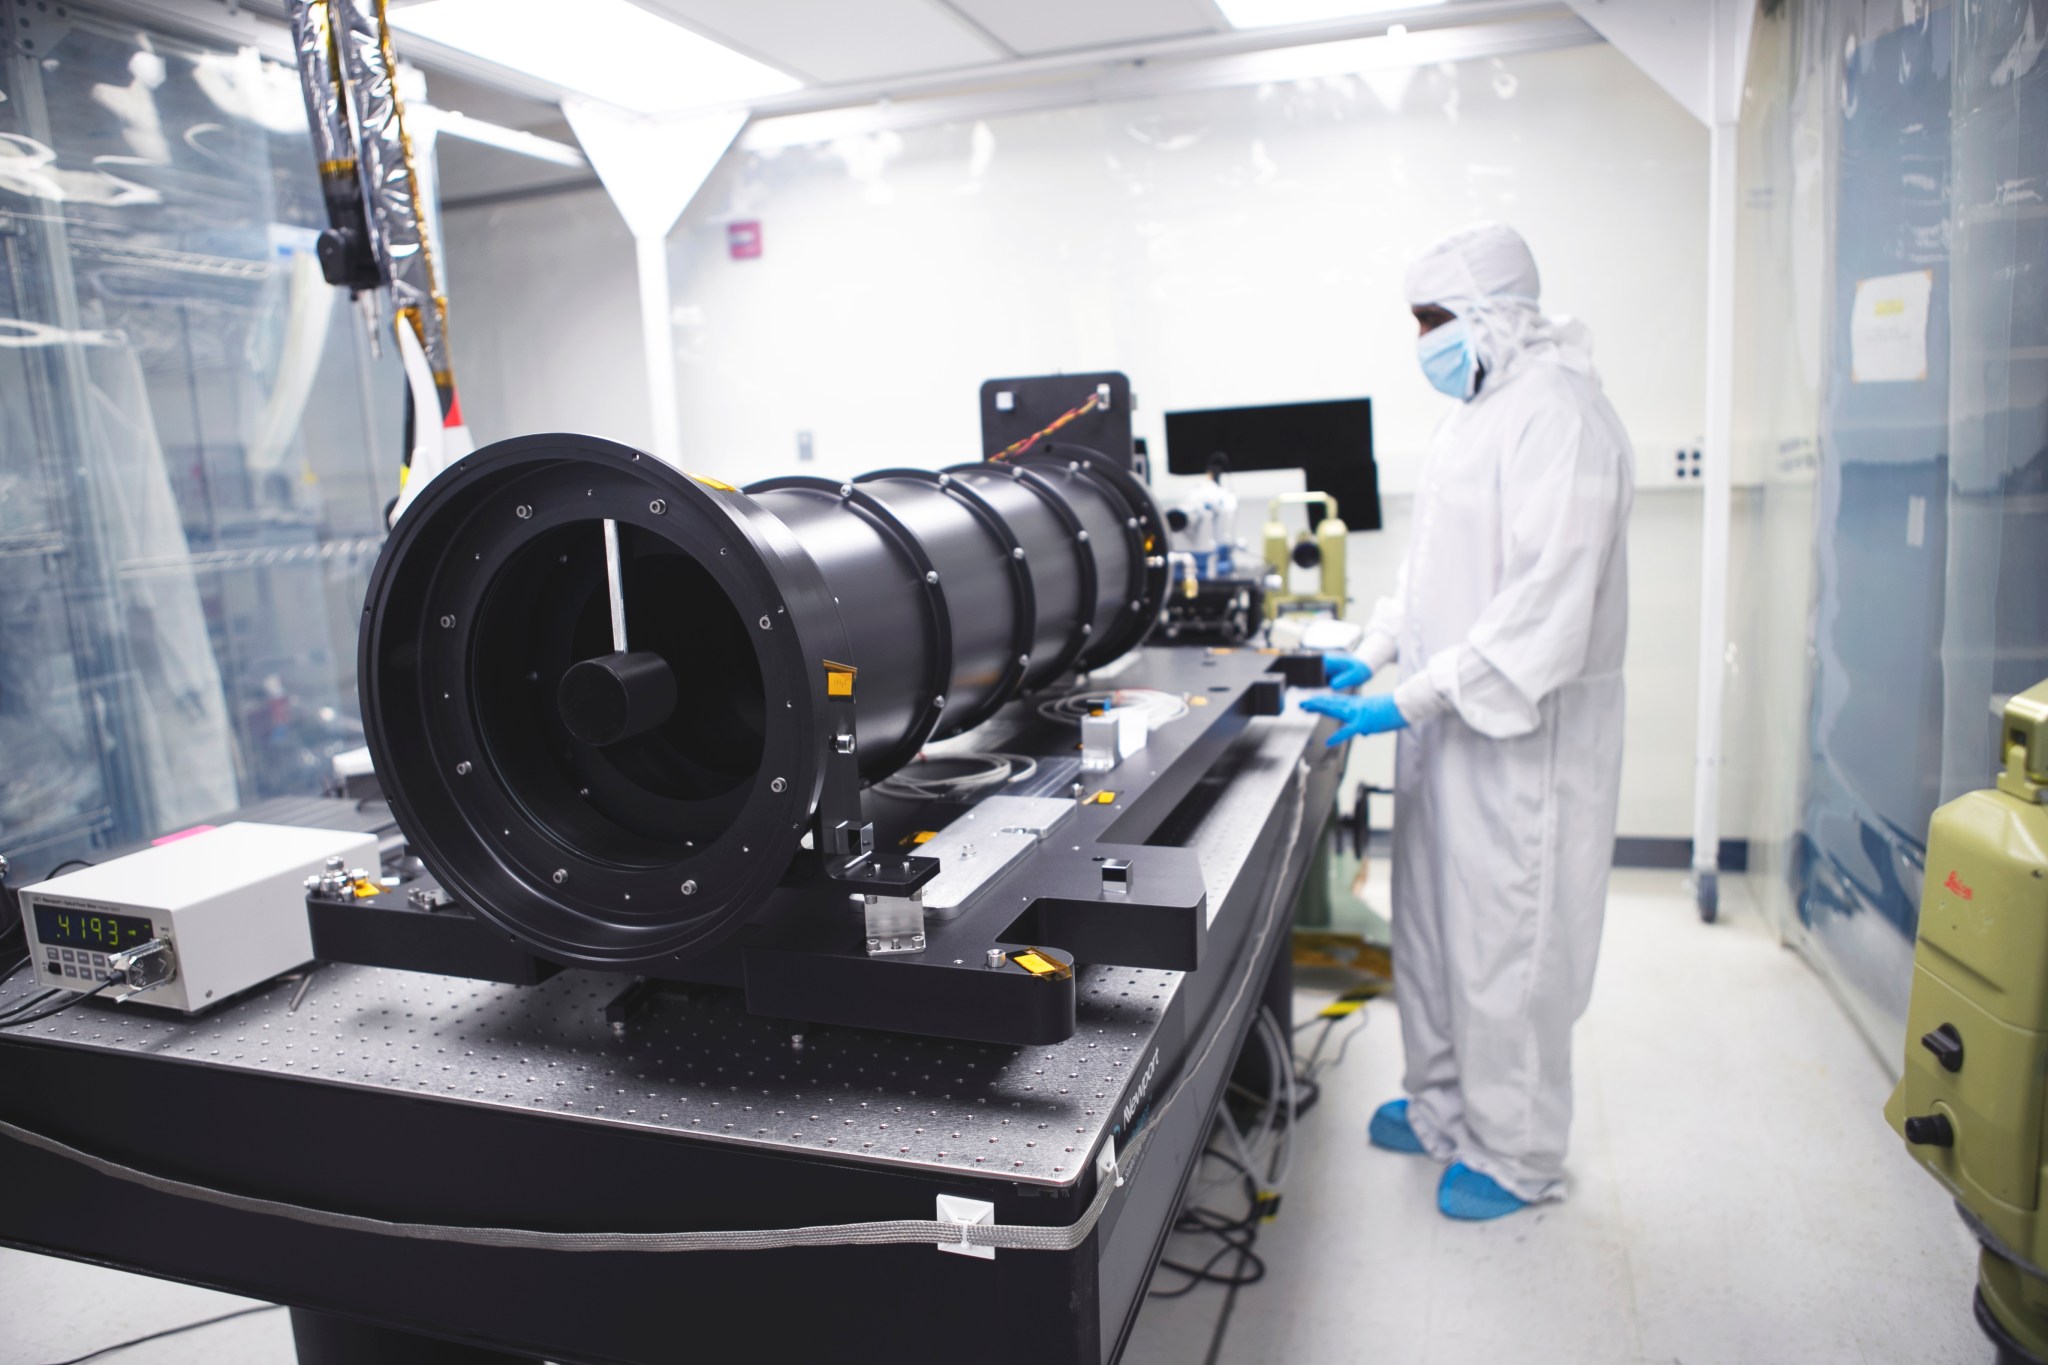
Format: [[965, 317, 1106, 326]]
[[0, 0, 399, 870], [1729, 0, 2048, 1058], [1940, 0, 2048, 804]]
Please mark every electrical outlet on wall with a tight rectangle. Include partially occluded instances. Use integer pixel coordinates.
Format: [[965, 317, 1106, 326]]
[[1674, 448, 1702, 480]]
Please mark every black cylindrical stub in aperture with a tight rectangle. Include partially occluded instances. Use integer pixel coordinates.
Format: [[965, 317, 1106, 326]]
[[558, 650, 677, 747]]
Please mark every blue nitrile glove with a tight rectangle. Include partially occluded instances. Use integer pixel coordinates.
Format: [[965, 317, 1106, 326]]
[[1323, 653, 1373, 690], [1299, 693, 1408, 746]]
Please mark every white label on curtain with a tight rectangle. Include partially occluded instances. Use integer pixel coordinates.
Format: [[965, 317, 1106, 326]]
[[1850, 269, 1934, 382]]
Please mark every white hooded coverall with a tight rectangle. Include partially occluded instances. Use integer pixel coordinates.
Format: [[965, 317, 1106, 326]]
[[1359, 224, 1634, 1202]]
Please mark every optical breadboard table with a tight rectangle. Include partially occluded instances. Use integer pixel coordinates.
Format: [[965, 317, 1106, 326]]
[[0, 695, 1337, 1365]]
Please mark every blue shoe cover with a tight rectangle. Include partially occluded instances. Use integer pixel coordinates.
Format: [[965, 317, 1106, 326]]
[[1368, 1099, 1427, 1155], [1437, 1162, 1528, 1221]]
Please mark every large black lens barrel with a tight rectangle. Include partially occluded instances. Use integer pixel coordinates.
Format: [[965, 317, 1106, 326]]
[[359, 434, 1167, 971]]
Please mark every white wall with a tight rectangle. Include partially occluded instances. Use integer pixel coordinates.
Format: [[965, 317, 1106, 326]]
[[443, 38, 1714, 838], [444, 186, 647, 451]]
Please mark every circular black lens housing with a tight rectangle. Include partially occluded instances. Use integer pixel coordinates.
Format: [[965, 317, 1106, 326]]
[[360, 435, 845, 968]]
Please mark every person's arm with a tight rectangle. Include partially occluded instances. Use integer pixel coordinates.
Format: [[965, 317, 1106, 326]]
[[1391, 398, 1628, 738]]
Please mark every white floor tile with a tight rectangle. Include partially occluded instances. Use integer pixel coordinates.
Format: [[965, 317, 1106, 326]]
[[0, 1251, 290, 1364]]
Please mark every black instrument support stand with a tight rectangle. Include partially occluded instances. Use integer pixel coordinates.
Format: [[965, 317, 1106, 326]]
[[310, 649, 1303, 1046]]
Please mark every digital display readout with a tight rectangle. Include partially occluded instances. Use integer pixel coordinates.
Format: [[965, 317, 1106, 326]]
[[33, 905, 152, 954]]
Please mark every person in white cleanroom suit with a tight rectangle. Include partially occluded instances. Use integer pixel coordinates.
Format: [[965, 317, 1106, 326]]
[[1299, 222, 1633, 1220]]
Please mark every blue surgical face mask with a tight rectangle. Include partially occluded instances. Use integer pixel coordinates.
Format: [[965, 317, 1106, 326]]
[[1417, 317, 1477, 401]]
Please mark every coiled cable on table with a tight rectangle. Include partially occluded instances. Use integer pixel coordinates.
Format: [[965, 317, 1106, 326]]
[[872, 751, 1038, 802], [1036, 687, 1190, 729]]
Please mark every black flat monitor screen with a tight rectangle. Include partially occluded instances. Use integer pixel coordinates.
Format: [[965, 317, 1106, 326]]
[[1163, 398, 1380, 530]]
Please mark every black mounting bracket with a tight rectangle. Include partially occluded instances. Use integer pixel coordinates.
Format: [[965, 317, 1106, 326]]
[[814, 672, 939, 895]]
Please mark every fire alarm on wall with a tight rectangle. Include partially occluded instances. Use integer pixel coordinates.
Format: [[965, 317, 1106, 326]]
[[728, 220, 762, 260]]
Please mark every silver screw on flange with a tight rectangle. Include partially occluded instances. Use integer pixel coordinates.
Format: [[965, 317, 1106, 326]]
[[455, 761, 471, 776], [925, 570, 940, 585], [440, 614, 456, 628], [515, 504, 532, 519], [551, 869, 568, 884], [770, 776, 787, 793], [681, 880, 697, 895], [649, 498, 667, 514]]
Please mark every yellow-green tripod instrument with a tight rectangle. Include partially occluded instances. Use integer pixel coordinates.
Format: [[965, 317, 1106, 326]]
[[1888, 679, 2048, 1362], [1260, 492, 1347, 622]]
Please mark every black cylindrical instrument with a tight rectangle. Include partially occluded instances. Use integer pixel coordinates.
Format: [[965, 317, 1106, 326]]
[[359, 433, 1167, 971]]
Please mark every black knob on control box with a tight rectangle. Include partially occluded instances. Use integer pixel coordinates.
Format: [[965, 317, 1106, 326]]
[[1921, 1023, 1964, 1072], [1904, 1114, 1955, 1147]]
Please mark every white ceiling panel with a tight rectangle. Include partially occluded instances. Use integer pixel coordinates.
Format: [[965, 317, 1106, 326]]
[[943, 0, 1226, 56], [635, 0, 1007, 84]]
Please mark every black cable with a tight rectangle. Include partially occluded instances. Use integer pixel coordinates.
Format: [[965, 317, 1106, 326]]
[[1150, 980, 1315, 1365], [1199, 1146, 1255, 1182], [1299, 1014, 1337, 1070], [0, 977, 116, 1028], [402, 379, 416, 476], [0, 987, 63, 1022], [1, 860, 82, 972], [1225, 1075, 1321, 1128], [1153, 1233, 1266, 1295], [46, 859, 95, 877], [1324, 1013, 1368, 1075], [2, 991, 93, 1026], [1204, 1249, 1252, 1365], [1150, 1149, 1270, 1298], [37, 1303, 284, 1365], [1177, 1203, 1262, 1242], [1, 876, 22, 950]]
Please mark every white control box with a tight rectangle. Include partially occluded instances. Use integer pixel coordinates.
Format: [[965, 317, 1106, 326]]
[[17, 823, 379, 1013]]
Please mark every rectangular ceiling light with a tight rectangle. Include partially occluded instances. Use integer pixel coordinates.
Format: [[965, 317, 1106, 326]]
[[1216, 0, 1446, 29], [389, 0, 801, 116]]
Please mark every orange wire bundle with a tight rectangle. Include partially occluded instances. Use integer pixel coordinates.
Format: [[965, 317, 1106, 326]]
[[992, 391, 1102, 461]]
